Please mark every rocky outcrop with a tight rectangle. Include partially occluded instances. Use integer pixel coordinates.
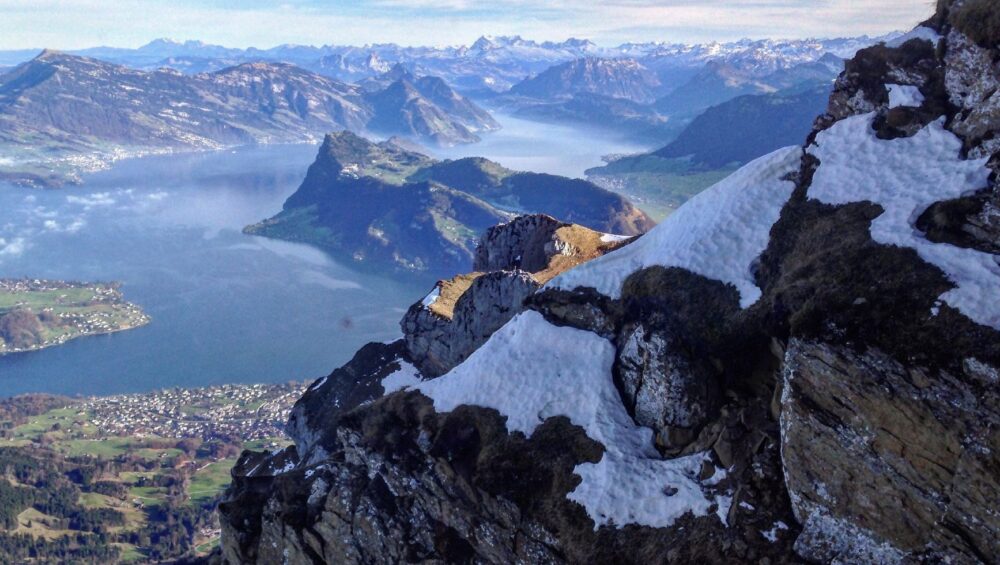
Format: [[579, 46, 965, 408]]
[[402, 215, 634, 377], [221, 3, 1000, 563], [401, 271, 538, 377]]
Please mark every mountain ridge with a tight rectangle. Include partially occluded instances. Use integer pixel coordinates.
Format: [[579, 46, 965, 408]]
[[0, 51, 498, 185], [245, 131, 654, 279]]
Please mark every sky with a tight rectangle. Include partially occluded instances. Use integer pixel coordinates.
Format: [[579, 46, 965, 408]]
[[0, 0, 937, 50]]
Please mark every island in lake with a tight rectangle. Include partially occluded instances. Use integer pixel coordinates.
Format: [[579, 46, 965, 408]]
[[0, 279, 150, 355]]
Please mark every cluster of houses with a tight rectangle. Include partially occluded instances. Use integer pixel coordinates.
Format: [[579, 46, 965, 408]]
[[83, 383, 307, 441]]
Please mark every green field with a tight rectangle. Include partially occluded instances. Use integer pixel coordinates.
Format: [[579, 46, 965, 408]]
[[0, 384, 298, 562], [189, 460, 238, 506]]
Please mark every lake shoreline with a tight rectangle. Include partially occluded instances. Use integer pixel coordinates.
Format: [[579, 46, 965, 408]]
[[0, 278, 150, 357]]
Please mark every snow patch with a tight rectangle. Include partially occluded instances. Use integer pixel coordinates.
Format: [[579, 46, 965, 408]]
[[713, 494, 733, 526], [887, 26, 941, 48], [886, 84, 924, 108], [381, 360, 422, 393], [549, 146, 801, 307], [417, 311, 727, 529], [808, 114, 998, 329], [599, 233, 631, 243], [421, 286, 441, 308], [762, 520, 789, 542]]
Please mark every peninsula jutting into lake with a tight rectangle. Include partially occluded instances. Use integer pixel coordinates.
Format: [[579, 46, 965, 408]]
[[0, 279, 149, 356]]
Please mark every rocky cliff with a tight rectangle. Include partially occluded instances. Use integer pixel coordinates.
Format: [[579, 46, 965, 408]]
[[220, 3, 1000, 563]]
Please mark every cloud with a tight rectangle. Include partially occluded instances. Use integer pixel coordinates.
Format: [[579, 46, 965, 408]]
[[0, 237, 26, 257], [32, 206, 58, 218], [40, 217, 86, 233], [66, 191, 117, 208], [0, 0, 936, 49]]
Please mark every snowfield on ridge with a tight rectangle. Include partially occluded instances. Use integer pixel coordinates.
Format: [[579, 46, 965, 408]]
[[549, 145, 802, 306]]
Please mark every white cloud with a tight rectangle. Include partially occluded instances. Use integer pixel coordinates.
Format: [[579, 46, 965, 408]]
[[0, 0, 935, 49], [0, 237, 26, 257], [39, 216, 86, 233], [66, 191, 116, 208]]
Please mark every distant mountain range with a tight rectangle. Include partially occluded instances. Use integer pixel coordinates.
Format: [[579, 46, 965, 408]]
[[245, 131, 654, 279], [0, 33, 899, 184], [486, 37, 878, 141], [0, 34, 900, 95], [0, 51, 498, 186]]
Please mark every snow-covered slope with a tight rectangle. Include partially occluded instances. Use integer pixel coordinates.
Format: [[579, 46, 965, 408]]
[[417, 310, 727, 529], [808, 114, 996, 328], [550, 145, 801, 306]]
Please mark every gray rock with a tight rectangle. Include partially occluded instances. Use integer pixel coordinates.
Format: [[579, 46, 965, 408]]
[[474, 214, 574, 273], [780, 339, 1000, 563], [615, 324, 718, 452], [402, 270, 539, 377]]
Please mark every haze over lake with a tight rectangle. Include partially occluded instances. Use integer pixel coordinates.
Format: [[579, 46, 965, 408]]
[[0, 117, 654, 397], [434, 113, 652, 179]]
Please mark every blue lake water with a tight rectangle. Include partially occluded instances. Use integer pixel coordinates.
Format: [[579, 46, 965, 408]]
[[0, 145, 425, 397], [0, 118, 655, 397]]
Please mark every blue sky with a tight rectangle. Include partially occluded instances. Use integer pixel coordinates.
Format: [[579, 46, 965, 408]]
[[0, 0, 936, 50]]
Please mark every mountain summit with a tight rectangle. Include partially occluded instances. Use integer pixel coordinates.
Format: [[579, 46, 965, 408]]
[[510, 57, 663, 103], [244, 131, 652, 279]]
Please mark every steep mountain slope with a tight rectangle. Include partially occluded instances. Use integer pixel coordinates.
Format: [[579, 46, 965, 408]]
[[584, 83, 832, 219], [509, 57, 662, 103], [219, 5, 996, 563], [0, 51, 497, 183], [653, 82, 833, 167], [509, 92, 675, 142], [363, 71, 500, 145], [653, 61, 776, 118], [411, 157, 654, 233], [245, 132, 653, 279]]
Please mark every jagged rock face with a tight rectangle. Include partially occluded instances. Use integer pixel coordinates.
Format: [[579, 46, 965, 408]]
[[616, 324, 718, 452], [943, 28, 1000, 158], [473, 214, 634, 280], [780, 339, 1000, 563], [221, 3, 1000, 563], [403, 215, 633, 377], [474, 214, 570, 273], [402, 271, 539, 377], [285, 340, 409, 458]]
